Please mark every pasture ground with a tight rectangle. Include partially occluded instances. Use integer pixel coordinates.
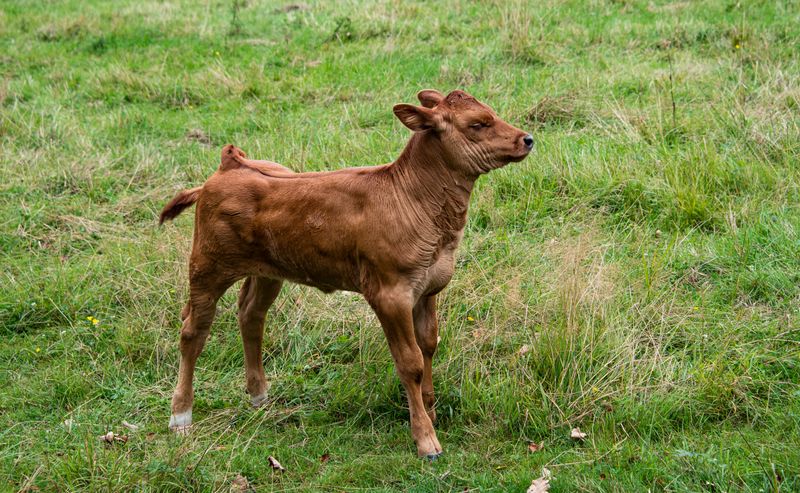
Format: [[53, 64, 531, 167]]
[[1, 0, 799, 491]]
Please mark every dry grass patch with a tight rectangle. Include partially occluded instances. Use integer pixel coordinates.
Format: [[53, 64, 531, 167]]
[[526, 95, 587, 129]]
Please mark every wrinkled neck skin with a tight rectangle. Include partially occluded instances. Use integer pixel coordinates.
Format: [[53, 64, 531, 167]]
[[391, 132, 475, 211], [387, 132, 476, 243]]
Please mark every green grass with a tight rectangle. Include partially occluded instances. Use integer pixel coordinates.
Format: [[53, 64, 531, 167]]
[[1, 0, 799, 491]]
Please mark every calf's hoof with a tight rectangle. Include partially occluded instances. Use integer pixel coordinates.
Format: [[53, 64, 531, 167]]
[[415, 433, 443, 459], [169, 410, 192, 434], [171, 424, 192, 435], [250, 393, 268, 408]]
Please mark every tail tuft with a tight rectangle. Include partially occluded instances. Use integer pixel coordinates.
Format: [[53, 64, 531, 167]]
[[159, 186, 202, 225]]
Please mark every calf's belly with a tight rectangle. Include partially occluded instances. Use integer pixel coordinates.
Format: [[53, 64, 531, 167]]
[[246, 245, 362, 294]]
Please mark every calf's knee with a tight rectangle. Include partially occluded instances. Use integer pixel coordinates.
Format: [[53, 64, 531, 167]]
[[395, 352, 424, 385], [178, 325, 209, 352]]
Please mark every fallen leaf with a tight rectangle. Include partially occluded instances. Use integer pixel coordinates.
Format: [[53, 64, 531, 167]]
[[63, 418, 74, 431], [146, 432, 156, 441], [268, 456, 285, 472], [527, 477, 549, 493], [527, 467, 551, 493], [122, 420, 139, 432], [527, 441, 543, 453], [320, 453, 330, 463], [519, 344, 531, 356], [98, 432, 128, 444], [231, 473, 252, 492], [570, 427, 587, 441]]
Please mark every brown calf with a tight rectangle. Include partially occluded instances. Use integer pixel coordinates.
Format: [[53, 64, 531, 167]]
[[160, 89, 532, 458]]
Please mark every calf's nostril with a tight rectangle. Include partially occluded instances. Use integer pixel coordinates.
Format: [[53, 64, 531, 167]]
[[523, 134, 534, 148]]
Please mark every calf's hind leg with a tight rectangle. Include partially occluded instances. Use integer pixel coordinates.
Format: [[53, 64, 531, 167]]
[[169, 268, 236, 433], [237, 276, 282, 407]]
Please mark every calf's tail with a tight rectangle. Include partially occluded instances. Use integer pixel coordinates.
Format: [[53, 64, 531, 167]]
[[159, 186, 202, 225]]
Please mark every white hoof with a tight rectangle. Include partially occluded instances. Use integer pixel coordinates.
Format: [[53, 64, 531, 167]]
[[172, 424, 192, 435], [169, 410, 192, 433], [250, 393, 268, 408]]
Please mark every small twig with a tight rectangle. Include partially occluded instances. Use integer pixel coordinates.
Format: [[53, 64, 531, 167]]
[[546, 437, 626, 469], [734, 426, 779, 492], [228, 0, 244, 38], [667, 51, 677, 130], [17, 464, 44, 493]]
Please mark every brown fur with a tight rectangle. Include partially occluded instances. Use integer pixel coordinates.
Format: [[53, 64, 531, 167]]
[[161, 89, 532, 457], [159, 186, 202, 225]]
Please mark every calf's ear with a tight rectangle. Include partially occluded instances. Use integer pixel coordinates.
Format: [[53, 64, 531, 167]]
[[393, 104, 441, 132], [417, 89, 444, 108]]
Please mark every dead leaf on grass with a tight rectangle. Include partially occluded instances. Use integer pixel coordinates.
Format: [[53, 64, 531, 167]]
[[570, 427, 587, 440], [99, 431, 128, 444], [122, 421, 139, 432], [519, 344, 531, 356], [231, 473, 252, 492], [320, 453, 330, 463], [527, 467, 551, 493], [268, 456, 285, 471], [527, 441, 543, 453]]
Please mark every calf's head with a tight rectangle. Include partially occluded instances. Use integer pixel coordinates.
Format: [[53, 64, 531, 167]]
[[393, 89, 533, 175]]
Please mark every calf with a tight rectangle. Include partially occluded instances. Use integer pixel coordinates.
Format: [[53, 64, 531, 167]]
[[160, 89, 533, 458]]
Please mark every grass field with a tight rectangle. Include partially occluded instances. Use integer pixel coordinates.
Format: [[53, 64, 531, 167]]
[[2, 0, 800, 491]]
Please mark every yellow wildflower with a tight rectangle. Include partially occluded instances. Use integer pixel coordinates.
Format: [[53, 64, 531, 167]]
[[467, 316, 475, 322], [35, 347, 41, 353]]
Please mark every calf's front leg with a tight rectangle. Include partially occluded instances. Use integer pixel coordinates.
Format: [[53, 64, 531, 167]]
[[413, 295, 439, 423], [369, 288, 443, 459]]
